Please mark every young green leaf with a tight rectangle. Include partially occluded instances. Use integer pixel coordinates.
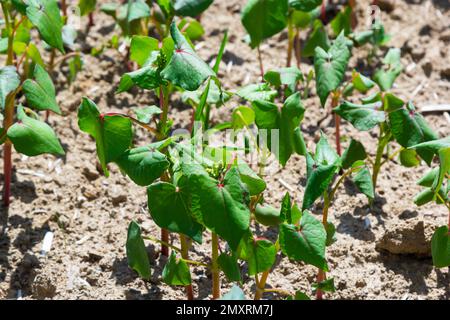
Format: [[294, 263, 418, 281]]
[[279, 211, 328, 270], [218, 253, 242, 282], [115, 146, 169, 186], [254, 204, 282, 226], [312, 278, 335, 292], [184, 165, 250, 250], [289, 0, 321, 12], [431, 226, 450, 268], [7, 106, 64, 156], [241, 0, 289, 48], [341, 139, 367, 169], [23, 64, 61, 114], [161, 21, 215, 91], [315, 132, 340, 166], [147, 180, 203, 243], [389, 101, 438, 165], [162, 251, 192, 286], [237, 162, 266, 195], [77, 98, 133, 176], [334, 100, 385, 131], [314, 32, 351, 106], [26, 0, 65, 53], [374, 48, 402, 91], [130, 36, 160, 67], [244, 238, 277, 276], [126, 221, 151, 280], [79, 0, 97, 16], [0, 66, 20, 109], [173, 0, 214, 17], [232, 106, 255, 130], [399, 149, 420, 167], [302, 153, 338, 210], [353, 165, 375, 200], [133, 106, 162, 124], [237, 83, 277, 102], [330, 6, 352, 36], [325, 222, 336, 246], [264, 67, 303, 97], [302, 19, 330, 58]]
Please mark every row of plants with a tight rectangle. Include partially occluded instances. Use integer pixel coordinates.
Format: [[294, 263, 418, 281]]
[[0, 0, 448, 300]]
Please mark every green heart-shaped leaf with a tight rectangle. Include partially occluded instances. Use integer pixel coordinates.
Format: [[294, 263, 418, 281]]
[[173, 0, 214, 17], [126, 221, 151, 280], [334, 100, 385, 131], [162, 251, 191, 286], [431, 226, 450, 268], [218, 253, 241, 282], [23, 64, 60, 114]]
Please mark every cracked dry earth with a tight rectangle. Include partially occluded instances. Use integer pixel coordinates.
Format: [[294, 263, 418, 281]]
[[0, 0, 450, 300]]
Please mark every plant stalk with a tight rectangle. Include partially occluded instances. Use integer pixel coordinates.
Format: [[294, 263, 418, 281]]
[[294, 29, 301, 68], [257, 46, 264, 80], [3, 95, 15, 207], [254, 270, 269, 300], [372, 128, 390, 192], [180, 234, 194, 300], [287, 14, 294, 67], [211, 232, 220, 299], [316, 191, 330, 300]]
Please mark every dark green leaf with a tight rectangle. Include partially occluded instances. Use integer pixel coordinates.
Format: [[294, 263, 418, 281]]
[[162, 251, 191, 286], [237, 162, 266, 195], [254, 204, 282, 226], [243, 238, 277, 276], [341, 139, 367, 169], [334, 100, 385, 131], [431, 226, 450, 268], [173, 0, 213, 17], [126, 221, 151, 280], [147, 180, 203, 243], [325, 222, 336, 246], [241, 0, 289, 48], [8, 106, 64, 156], [330, 6, 352, 36], [303, 19, 330, 58], [77, 98, 133, 176], [353, 165, 374, 199], [23, 64, 60, 114], [312, 278, 335, 292], [314, 32, 351, 106], [218, 253, 241, 282], [161, 22, 215, 91], [279, 211, 328, 270]]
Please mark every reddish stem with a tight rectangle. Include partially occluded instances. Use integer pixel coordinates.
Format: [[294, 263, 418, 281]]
[[334, 113, 341, 156], [88, 13, 94, 27], [321, 0, 326, 21], [161, 229, 169, 257], [3, 143, 12, 207], [316, 270, 324, 300]]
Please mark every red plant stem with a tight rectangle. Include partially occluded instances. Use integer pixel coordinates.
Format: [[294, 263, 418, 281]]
[[61, 0, 67, 17], [88, 13, 94, 27], [349, 0, 357, 29], [321, 0, 326, 21], [257, 46, 264, 80]]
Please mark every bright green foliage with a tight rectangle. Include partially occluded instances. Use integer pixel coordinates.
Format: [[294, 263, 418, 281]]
[[161, 22, 215, 91], [7, 106, 64, 156], [280, 211, 328, 271], [289, 0, 321, 12], [303, 20, 330, 58], [22, 64, 61, 114], [162, 252, 192, 285], [341, 139, 367, 169], [254, 204, 282, 226], [264, 67, 303, 97], [431, 226, 450, 268], [353, 164, 374, 199], [252, 92, 305, 165], [374, 48, 402, 91], [399, 149, 420, 167], [77, 98, 133, 176], [241, 238, 277, 275], [25, 0, 64, 52], [334, 101, 385, 131], [79, 0, 97, 16], [218, 253, 241, 282], [184, 165, 250, 250], [330, 6, 352, 36], [237, 83, 277, 102], [126, 221, 151, 280], [0, 66, 20, 109], [237, 162, 266, 195], [116, 146, 170, 186], [147, 180, 203, 243], [241, 0, 289, 48], [133, 106, 162, 124], [173, 0, 214, 17], [130, 36, 160, 67], [314, 32, 351, 106], [232, 106, 255, 130]]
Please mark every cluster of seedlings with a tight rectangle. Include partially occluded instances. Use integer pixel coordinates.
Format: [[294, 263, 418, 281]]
[[0, 0, 448, 300]]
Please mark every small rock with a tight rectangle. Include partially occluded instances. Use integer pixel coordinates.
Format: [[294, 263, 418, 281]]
[[109, 187, 127, 206], [376, 0, 395, 13], [355, 279, 366, 288], [375, 219, 436, 257], [82, 165, 100, 181]]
